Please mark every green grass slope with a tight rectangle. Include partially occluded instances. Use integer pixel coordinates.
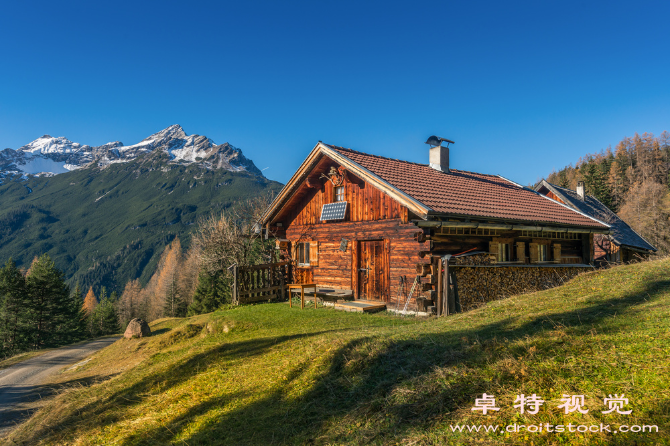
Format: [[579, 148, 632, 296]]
[[5, 259, 670, 445], [0, 152, 282, 292]]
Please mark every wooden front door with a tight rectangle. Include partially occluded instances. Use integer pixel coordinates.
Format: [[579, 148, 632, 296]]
[[358, 240, 388, 301]]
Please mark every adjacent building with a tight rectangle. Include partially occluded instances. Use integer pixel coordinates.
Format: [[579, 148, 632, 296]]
[[535, 180, 656, 263]]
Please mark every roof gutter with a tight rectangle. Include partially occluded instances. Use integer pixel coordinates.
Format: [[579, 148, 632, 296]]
[[618, 244, 656, 253], [413, 220, 610, 235]]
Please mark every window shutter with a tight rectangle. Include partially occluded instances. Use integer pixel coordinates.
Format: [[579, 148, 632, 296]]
[[553, 244, 561, 263], [489, 242, 499, 262], [516, 242, 526, 263], [529, 243, 539, 263], [292, 242, 297, 265], [310, 241, 319, 266]]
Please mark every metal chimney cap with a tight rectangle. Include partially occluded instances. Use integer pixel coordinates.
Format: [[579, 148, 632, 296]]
[[425, 135, 455, 147]]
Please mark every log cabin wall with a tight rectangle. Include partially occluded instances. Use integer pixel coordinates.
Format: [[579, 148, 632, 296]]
[[285, 220, 425, 306], [594, 234, 620, 263], [544, 190, 566, 205], [285, 171, 407, 226], [278, 163, 424, 306]]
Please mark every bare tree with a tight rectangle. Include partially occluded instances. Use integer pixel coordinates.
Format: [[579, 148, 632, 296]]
[[193, 193, 275, 275]]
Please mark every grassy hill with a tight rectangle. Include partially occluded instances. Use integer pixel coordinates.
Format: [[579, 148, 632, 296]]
[[4, 258, 669, 445], [0, 152, 282, 293]]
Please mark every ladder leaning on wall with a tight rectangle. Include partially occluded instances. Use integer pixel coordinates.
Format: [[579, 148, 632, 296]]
[[399, 275, 421, 315]]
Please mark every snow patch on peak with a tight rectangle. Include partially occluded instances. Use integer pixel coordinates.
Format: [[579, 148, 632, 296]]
[[2, 125, 264, 178], [19, 135, 86, 154], [144, 124, 187, 142]]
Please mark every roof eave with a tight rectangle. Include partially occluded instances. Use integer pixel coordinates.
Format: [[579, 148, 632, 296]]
[[420, 213, 610, 233], [260, 142, 324, 225], [260, 142, 433, 225], [618, 244, 657, 253], [322, 144, 432, 219]]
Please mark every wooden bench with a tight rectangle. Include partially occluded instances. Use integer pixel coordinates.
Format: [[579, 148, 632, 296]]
[[289, 287, 354, 305]]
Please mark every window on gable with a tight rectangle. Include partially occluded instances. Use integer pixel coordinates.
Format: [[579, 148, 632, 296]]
[[334, 186, 345, 202]]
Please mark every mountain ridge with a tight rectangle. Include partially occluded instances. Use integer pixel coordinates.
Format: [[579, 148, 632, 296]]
[[1, 124, 262, 180], [0, 126, 282, 293]]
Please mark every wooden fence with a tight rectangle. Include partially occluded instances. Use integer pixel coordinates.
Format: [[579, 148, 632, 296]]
[[231, 261, 291, 305]]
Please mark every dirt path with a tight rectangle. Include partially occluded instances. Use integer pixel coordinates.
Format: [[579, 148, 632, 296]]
[[0, 337, 120, 435]]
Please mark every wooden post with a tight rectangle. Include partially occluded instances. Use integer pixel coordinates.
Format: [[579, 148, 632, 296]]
[[444, 260, 450, 316], [436, 257, 443, 317], [232, 264, 238, 305], [280, 267, 285, 302], [314, 287, 317, 309], [452, 272, 460, 313], [581, 233, 592, 265], [447, 271, 456, 314]]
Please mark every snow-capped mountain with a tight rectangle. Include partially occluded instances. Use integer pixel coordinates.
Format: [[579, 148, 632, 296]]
[[0, 125, 262, 180]]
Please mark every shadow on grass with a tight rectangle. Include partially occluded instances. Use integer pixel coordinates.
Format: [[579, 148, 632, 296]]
[[13, 274, 670, 445], [8, 330, 338, 444], [168, 277, 670, 445], [0, 374, 115, 435], [150, 327, 172, 336]]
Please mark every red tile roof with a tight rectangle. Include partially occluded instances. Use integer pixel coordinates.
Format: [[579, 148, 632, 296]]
[[327, 145, 608, 228]]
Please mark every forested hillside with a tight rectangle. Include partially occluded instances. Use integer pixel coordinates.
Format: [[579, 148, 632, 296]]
[[546, 131, 670, 253], [0, 150, 282, 294]]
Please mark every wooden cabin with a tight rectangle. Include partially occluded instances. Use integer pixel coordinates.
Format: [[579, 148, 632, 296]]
[[260, 140, 611, 314], [535, 180, 656, 264]]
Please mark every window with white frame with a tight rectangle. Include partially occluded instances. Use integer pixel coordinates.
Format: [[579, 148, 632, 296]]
[[334, 186, 345, 202], [538, 244, 548, 262]]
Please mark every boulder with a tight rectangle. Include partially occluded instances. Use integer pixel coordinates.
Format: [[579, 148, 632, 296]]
[[124, 318, 151, 339]]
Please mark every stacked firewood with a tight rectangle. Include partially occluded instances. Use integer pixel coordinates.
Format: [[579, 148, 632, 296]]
[[453, 253, 493, 266], [454, 266, 583, 312]]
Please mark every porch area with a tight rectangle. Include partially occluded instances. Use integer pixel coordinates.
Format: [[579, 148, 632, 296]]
[[288, 286, 388, 312], [289, 286, 353, 300]]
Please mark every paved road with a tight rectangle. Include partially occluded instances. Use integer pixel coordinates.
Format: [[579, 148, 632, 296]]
[[0, 337, 120, 435]]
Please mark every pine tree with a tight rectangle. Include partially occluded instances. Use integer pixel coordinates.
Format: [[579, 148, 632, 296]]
[[67, 283, 88, 343], [557, 169, 570, 188], [187, 270, 229, 315], [25, 254, 71, 349], [0, 259, 28, 356], [94, 287, 108, 336], [91, 290, 120, 336]]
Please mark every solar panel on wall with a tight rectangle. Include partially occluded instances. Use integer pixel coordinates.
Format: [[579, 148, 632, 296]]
[[320, 202, 347, 221]]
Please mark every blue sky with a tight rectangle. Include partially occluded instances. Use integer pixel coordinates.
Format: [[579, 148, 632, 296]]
[[1, 1, 668, 185]]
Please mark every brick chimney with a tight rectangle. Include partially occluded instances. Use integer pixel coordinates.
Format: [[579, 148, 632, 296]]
[[426, 135, 454, 173], [576, 181, 585, 200]]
